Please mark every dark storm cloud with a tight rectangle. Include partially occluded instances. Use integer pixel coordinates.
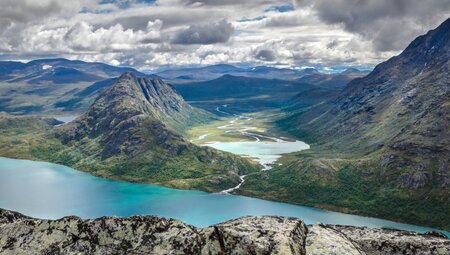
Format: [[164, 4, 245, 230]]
[[312, 0, 450, 51], [255, 49, 276, 61], [172, 20, 234, 45], [0, 0, 80, 30]]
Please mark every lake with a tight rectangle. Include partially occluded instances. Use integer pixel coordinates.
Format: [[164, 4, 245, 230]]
[[0, 156, 448, 236]]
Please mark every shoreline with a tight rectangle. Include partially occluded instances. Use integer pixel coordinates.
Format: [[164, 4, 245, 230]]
[[0, 156, 449, 236]]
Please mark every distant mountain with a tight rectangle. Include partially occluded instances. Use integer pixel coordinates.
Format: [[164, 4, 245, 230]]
[[173, 74, 316, 113], [0, 58, 143, 114], [296, 68, 369, 90], [0, 73, 259, 192], [157, 65, 319, 83], [0, 58, 141, 84], [240, 18, 450, 230]]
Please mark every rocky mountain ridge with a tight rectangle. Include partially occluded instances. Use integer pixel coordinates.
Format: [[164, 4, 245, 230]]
[[239, 17, 450, 230], [0, 208, 448, 255]]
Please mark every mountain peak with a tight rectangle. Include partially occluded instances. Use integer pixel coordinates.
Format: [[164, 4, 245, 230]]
[[56, 73, 197, 145]]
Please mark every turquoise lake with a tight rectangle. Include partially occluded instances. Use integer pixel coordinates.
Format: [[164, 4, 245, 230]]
[[0, 157, 448, 235]]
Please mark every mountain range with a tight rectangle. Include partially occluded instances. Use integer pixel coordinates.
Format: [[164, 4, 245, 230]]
[[173, 75, 316, 113], [156, 64, 319, 83], [0, 58, 363, 115], [0, 58, 143, 114]]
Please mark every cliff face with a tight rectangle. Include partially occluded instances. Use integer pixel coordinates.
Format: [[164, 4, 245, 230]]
[[0, 209, 448, 255]]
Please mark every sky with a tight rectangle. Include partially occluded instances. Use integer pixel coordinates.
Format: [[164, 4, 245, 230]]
[[0, 0, 449, 71]]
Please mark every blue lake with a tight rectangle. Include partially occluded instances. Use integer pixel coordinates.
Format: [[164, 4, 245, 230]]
[[0, 157, 448, 236]]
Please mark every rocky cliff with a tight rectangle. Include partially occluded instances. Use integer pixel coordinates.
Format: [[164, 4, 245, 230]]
[[0, 209, 448, 255]]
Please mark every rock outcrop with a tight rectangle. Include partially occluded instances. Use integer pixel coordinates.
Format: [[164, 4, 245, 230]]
[[0, 209, 448, 255], [306, 224, 449, 255], [0, 209, 306, 255]]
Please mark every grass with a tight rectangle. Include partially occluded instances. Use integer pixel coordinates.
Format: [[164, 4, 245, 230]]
[[187, 110, 287, 144], [0, 113, 261, 193], [238, 155, 450, 231]]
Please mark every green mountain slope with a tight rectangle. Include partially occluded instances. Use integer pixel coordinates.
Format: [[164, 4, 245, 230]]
[[0, 73, 260, 192], [240, 18, 450, 230], [173, 75, 315, 113]]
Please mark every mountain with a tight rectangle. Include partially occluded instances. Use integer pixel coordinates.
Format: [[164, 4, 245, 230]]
[[157, 64, 319, 83], [0, 58, 141, 84], [173, 74, 316, 113], [239, 18, 450, 230], [287, 87, 340, 108], [0, 58, 143, 114], [296, 68, 369, 90], [0, 73, 259, 192]]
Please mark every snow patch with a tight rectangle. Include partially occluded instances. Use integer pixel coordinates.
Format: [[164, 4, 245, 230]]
[[42, 65, 52, 70]]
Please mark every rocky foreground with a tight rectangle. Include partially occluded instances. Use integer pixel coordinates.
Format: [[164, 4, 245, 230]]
[[0, 209, 448, 255]]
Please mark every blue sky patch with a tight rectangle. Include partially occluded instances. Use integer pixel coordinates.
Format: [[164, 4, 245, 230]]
[[265, 5, 294, 13], [238, 16, 266, 22], [100, 0, 156, 9]]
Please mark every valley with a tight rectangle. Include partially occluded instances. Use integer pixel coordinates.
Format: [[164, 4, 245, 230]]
[[187, 106, 310, 193], [0, 17, 448, 238], [1, 1, 449, 254]]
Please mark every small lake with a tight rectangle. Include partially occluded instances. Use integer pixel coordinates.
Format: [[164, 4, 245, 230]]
[[206, 140, 309, 167], [0, 157, 448, 235]]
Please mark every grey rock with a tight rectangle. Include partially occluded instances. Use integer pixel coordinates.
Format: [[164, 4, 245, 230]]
[[325, 225, 450, 255], [202, 216, 307, 255], [0, 209, 307, 255], [306, 225, 365, 255], [1, 209, 449, 255]]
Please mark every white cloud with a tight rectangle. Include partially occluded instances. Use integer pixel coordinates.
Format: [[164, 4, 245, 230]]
[[0, 0, 448, 70]]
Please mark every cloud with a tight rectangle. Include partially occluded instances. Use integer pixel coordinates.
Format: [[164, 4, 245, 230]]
[[64, 20, 162, 51], [0, 0, 447, 70], [171, 20, 234, 45], [311, 0, 450, 51], [0, 0, 85, 27], [255, 49, 276, 61]]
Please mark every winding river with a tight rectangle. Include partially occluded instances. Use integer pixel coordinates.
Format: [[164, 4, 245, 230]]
[[201, 106, 310, 193]]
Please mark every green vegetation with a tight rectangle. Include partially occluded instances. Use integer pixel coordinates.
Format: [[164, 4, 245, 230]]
[[0, 73, 261, 193], [187, 110, 285, 144], [239, 151, 450, 231], [0, 113, 259, 193]]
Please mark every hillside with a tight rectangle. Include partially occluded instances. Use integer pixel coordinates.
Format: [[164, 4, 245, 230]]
[[0, 73, 260, 192], [173, 75, 315, 113], [239, 18, 450, 230]]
